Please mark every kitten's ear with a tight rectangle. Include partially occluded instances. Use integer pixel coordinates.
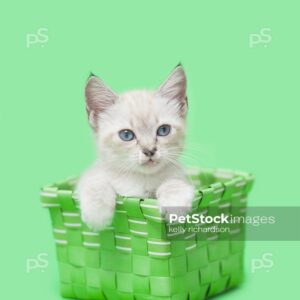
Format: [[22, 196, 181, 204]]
[[157, 65, 187, 116], [85, 75, 117, 130]]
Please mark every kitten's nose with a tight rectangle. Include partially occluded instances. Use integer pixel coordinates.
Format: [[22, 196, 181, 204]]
[[142, 147, 157, 157]]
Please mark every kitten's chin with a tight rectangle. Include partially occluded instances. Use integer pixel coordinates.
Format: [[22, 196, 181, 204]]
[[137, 160, 165, 174]]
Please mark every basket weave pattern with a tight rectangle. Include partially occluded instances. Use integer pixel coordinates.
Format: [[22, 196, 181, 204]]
[[41, 169, 254, 300]]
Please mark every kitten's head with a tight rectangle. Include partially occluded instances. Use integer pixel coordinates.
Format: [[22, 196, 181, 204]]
[[85, 65, 188, 174]]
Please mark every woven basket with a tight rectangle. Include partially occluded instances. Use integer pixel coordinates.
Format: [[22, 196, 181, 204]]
[[41, 168, 254, 300]]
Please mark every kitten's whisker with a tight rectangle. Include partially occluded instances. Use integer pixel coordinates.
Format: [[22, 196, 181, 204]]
[[164, 155, 186, 173], [168, 144, 212, 157], [167, 152, 206, 168], [167, 149, 208, 164]]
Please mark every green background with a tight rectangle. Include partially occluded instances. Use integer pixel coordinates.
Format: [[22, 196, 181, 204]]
[[1, 0, 299, 299]]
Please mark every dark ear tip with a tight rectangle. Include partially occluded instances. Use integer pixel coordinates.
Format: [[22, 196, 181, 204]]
[[87, 72, 97, 80], [176, 62, 183, 68]]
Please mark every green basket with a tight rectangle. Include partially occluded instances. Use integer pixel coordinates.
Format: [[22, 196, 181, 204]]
[[41, 168, 254, 300]]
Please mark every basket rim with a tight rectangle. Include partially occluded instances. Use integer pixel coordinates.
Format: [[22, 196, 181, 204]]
[[40, 167, 254, 209]]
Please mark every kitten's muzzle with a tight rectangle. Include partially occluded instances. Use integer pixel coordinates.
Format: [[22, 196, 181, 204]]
[[142, 147, 157, 157]]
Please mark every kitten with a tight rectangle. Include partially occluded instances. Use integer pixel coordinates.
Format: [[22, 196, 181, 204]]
[[77, 65, 195, 230]]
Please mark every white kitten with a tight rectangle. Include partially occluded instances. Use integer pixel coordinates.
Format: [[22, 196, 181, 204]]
[[77, 65, 195, 230]]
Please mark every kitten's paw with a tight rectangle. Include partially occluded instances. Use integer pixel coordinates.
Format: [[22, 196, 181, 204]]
[[81, 201, 115, 231], [157, 179, 194, 222], [78, 183, 116, 231]]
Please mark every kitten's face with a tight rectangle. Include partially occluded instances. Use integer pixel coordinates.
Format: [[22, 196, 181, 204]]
[[85, 66, 188, 174]]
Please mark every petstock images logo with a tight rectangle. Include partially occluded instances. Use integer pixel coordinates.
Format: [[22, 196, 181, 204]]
[[164, 206, 300, 241]]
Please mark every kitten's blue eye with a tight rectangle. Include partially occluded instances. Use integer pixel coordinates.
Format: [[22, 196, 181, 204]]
[[119, 129, 135, 141], [157, 124, 171, 136]]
